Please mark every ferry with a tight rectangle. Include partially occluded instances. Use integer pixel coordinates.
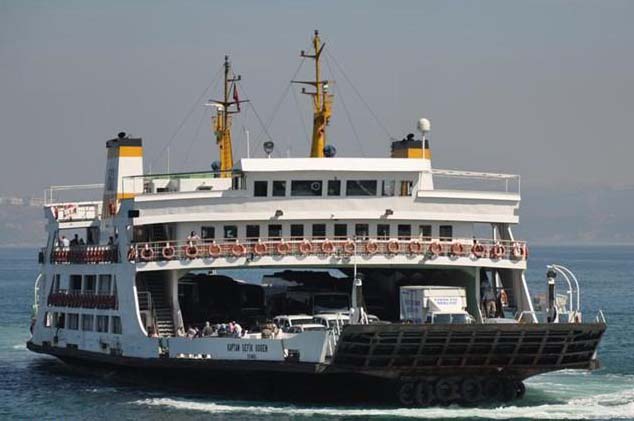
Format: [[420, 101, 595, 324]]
[[27, 31, 606, 406]]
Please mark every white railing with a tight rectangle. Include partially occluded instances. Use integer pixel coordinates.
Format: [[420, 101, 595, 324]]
[[427, 168, 520, 194], [44, 183, 104, 205]]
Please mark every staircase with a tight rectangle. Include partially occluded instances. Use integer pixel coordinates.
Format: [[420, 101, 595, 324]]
[[146, 280, 175, 337]]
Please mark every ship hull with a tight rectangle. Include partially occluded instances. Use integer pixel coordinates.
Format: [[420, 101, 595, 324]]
[[27, 321, 605, 406]]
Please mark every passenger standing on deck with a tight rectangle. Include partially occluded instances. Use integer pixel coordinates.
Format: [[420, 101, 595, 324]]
[[60, 236, 70, 248], [481, 279, 497, 318], [202, 321, 214, 337], [70, 234, 79, 246], [187, 231, 201, 245]]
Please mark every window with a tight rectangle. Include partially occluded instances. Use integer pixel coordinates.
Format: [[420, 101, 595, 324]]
[[346, 180, 377, 196], [268, 224, 282, 240], [54, 313, 65, 329], [84, 275, 96, 294], [312, 224, 326, 239], [67, 313, 79, 330], [82, 314, 94, 331], [381, 180, 396, 196], [290, 224, 304, 239], [224, 225, 238, 240], [398, 224, 412, 240], [355, 224, 369, 240], [246, 225, 260, 239], [98, 275, 111, 295], [70, 275, 82, 293], [96, 315, 109, 332], [327, 180, 341, 196], [201, 226, 215, 240], [291, 180, 322, 196], [272, 181, 286, 197], [334, 224, 347, 238], [399, 180, 413, 196], [439, 225, 453, 241], [44, 312, 53, 328], [111, 316, 122, 334], [254, 181, 268, 197], [419, 225, 432, 240], [53, 274, 61, 292], [377, 224, 391, 239]]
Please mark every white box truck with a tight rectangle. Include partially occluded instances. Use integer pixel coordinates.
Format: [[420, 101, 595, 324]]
[[399, 286, 474, 324]]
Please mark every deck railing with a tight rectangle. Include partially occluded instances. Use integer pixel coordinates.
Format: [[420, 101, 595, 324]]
[[47, 290, 117, 309], [49, 245, 119, 264], [130, 237, 527, 263]]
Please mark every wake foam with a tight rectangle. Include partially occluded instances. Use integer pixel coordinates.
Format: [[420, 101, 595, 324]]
[[133, 388, 634, 419]]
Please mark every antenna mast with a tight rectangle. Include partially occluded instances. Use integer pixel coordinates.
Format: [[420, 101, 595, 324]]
[[293, 30, 334, 158], [210, 56, 247, 177]]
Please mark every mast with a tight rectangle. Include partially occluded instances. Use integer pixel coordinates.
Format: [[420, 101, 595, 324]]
[[211, 56, 245, 177], [293, 30, 334, 158]]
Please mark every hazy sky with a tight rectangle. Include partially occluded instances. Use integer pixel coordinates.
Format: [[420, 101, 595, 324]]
[[1, 0, 633, 197]]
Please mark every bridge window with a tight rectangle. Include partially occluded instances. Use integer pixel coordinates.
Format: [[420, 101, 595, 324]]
[[84, 275, 96, 294], [81, 314, 94, 331], [439, 225, 453, 241], [334, 224, 347, 238], [419, 225, 432, 240], [328, 180, 341, 196], [98, 275, 111, 295], [246, 225, 260, 239], [291, 224, 304, 239], [377, 224, 390, 240], [312, 224, 326, 239], [54, 313, 65, 329], [268, 224, 282, 240], [272, 180, 286, 197], [201, 226, 215, 240], [398, 224, 411, 239], [96, 315, 109, 332], [111, 316, 122, 334], [67, 313, 79, 330], [355, 224, 369, 240], [382, 180, 396, 196], [53, 274, 61, 292], [70, 275, 82, 293], [346, 180, 377, 196], [291, 180, 322, 196], [399, 180, 413, 196], [254, 181, 268, 197], [224, 225, 238, 240]]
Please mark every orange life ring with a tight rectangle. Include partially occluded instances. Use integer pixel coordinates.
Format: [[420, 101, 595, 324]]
[[140, 245, 154, 261], [162, 244, 176, 259], [450, 242, 464, 256], [343, 241, 356, 254], [511, 243, 526, 260], [408, 241, 423, 254], [232, 243, 247, 257], [299, 241, 312, 255], [387, 240, 400, 253], [471, 243, 486, 258], [321, 241, 335, 254], [276, 242, 291, 255], [365, 241, 379, 254], [184, 244, 198, 259], [490, 244, 505, 259], [428, 242, 442, 256], [209, 243, 222, 257], [254, 242, 268, 256]]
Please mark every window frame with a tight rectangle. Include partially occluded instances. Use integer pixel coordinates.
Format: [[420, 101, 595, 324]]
[[290, 224, 304, 239], [223, 225, 238, 241], [291, 180, 323, 197], [334, 224, 347, 238], [377, 224, 391, 240], [253, 181, 268, 197], [246, 224, 260, 240], [201, 226, 215, 240], [272, 180, 287, 197], [346, 180, 378, 196], [268, 224, 283, 240], [327, 180, 341, 196], [312, 223, 326, 239], [397, 224, 412, 240], [439, 225, 453, 241]]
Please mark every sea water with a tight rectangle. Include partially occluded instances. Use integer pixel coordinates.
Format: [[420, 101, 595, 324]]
[[1, 246, 633, 420]]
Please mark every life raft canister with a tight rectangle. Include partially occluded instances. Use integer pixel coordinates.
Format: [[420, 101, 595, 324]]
[[299, 241, 312, 255], [428, 242, 443, 256]]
